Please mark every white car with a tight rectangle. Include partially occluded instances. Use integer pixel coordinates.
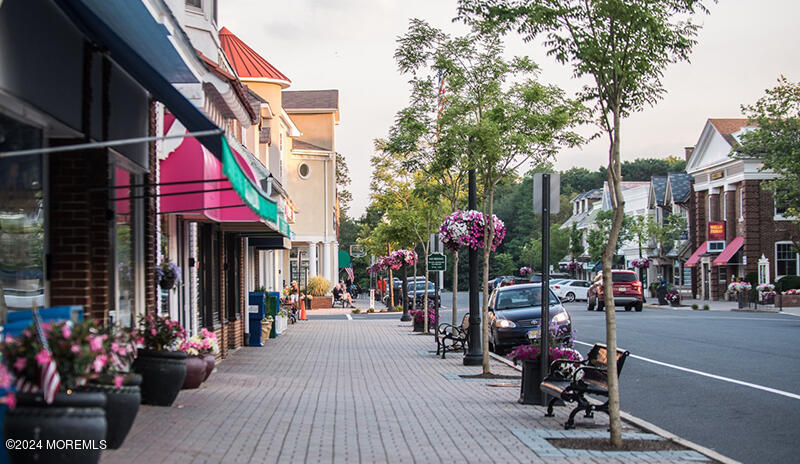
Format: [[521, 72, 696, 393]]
[[551, 279, 592, 302]]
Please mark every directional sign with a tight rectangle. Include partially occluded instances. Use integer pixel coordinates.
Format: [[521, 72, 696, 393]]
[[532, 172, 560, 214], [428, 252, 446, 272]]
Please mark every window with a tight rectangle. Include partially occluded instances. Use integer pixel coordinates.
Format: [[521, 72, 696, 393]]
[[112, 166, 145, 328], [739, 188, 744, 220], [298, 163, 310, 179], [776, 242, 799, 278], [0, 113, 45, 315], [774, 194, 793, 220], [185, 0, 202, 9]]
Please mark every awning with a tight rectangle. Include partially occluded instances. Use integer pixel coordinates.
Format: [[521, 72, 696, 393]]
[[685, 241, 708, 268], [53, 0, 223, 158], [249, 236, 292, 250], [338, 250, 351, 268], [713, 237, 744, 266]]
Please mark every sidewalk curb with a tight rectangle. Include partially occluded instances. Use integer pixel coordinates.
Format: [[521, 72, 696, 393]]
[[488, 352, 741, 464]]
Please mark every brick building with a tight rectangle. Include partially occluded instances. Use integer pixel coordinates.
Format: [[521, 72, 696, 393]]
[[685, 119, 800, 300]]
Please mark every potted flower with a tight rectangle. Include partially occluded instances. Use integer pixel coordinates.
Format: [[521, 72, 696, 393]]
[[508, 344, 582, 405], [409, 309, 436, 333], [195, 328, 219, 381], [440, 209, 506, 252], [665, 291, 681, 306], [519, 266, 532, 277], [565, 260, 581, 277], [757, 283, 776, 305], [631, 257, 650, 269], [131, 314, 187, 406], [261, 315, 274, 343], [156, 258, 181, 291], [178, 338, 206, 390], [728, 281, 753, 308], [1, 320, 108, 464]]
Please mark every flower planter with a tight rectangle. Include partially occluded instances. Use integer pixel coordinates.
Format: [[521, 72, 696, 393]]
[[79, 374, 141, 449], [309, 296, 333, 309], [778, 294, 800, 307], [132, 349, 187, 406], [4, 391, 106, 464], [519, 360, 546, 405], [412, 319, 424, 332], [182, 355, 207, 389], [261, 321, 273, 342], [202, 353, 216, 381]]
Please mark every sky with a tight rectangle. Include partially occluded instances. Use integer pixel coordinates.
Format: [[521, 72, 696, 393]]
[[220, 0, 800, 217]]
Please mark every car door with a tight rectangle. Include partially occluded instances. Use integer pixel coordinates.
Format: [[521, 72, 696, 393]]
[[574, 281, 590, 300]]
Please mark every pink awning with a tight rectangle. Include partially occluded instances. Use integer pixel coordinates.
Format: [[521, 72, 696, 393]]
[[713, 237, 744, 266], [684, 241, 708, 268], [159, 114, 261, 223]]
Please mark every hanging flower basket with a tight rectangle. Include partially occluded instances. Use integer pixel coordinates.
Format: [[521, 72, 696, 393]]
[[565, 261, 581, 273], [156, 258, 181, 290], [439, 210, 506, 252], [519, 266, 532, 277], [631, 257, 650, 269]]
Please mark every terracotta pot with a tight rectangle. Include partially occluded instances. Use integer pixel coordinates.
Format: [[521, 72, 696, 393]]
[[4, 391, 106, 464], [79, 374, 141, 449], [202, 353, 215, 381], [132, 349, 186, 406], [182, 355, 207, 389]]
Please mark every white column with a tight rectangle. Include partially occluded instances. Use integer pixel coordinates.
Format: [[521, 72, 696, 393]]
[[322, 242, 332, 282], [308, 243, 318, 277], [333, 242, 339, 281]]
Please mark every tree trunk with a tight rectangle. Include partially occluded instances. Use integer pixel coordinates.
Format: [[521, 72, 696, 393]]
[[423, 245, 430, 333], [452, 251, 459, 327], [481, 188, 495, 375], [602, 107, 624, 448]]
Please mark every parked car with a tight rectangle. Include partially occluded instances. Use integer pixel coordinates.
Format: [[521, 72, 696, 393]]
[[488, 276, 513, 294], [487, 283, 572, 354], [407, 281, 440, 309], [587, 270, 643, 311], [550, 280, 592, 302], [529, 272, 572, 283]]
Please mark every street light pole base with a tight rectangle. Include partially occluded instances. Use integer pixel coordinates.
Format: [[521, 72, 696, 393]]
[[463, 354, 482, 366], [400, 314, 411, 322]]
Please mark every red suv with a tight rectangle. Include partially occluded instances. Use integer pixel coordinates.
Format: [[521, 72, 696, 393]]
[[588, 270, 643, 312]]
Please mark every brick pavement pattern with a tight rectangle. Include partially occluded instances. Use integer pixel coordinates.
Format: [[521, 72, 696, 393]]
[[102, 318, 711, 464]]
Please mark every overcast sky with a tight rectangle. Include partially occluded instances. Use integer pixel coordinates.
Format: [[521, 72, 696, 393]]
[[220, 0, 800, 217]]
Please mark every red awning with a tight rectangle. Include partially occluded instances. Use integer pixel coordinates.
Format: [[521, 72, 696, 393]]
[[684, 241, 708, 268], [713, 237, 744, 266]]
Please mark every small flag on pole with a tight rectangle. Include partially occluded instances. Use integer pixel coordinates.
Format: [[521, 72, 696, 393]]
[[345, 267, 355, 283], [32, 308, 61, 404]]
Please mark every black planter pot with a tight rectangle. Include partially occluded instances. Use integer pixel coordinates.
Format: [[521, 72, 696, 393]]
[[4, 391, 106, 464], [79, 374, 142, 449], [519, 360, 545, 405], [132, 349, 186, 406], [412, 319, 424, 332]]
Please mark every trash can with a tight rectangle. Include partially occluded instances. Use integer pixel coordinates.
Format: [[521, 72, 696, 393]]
[[248, 292, 266, 346], [267, 292, 281, 338]]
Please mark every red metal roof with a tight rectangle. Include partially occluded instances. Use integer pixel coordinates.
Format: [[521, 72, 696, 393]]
[[685, 241, 708, 268], [712, 237, 744, 266], [219, 27, 291, 87]]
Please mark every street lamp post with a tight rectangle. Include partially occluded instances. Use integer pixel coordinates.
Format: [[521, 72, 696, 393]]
[[464, 168, 482, 365]]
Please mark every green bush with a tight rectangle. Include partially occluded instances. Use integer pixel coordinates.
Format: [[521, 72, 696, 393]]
[[703, 304, 710, 310], [366, 308, 375, 313], [691, 304, 699, 310], [306, 276, 331, 297], [776, 275, 800, 292], [351, 308, 361, 314], [390, 305, 403, 312]]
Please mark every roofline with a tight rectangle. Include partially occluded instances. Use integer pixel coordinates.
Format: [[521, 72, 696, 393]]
[[280, 109, 302, 137], [241, 77, 292, 88]]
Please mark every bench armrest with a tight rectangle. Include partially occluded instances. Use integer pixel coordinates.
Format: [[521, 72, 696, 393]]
[[546, 358, 588, 381]]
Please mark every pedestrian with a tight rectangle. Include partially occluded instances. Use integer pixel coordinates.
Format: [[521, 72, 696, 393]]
[[289, 281, 300, 309]]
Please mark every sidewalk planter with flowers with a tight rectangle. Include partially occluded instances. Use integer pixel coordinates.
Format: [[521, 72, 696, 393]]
[[1, 320, 111, 464], [132, 314, 187, 406], [756, 284, 776, 306], [778, 288, 800, 307], [508, 344, 582, 406], [409, 309, 436, 332], [261, 316, 274, 343], [728, 282, 753, 308], [179, 329, 220, 388], [665, 291, 681, 306]]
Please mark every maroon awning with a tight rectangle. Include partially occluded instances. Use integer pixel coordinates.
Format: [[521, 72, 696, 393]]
[[685, 241, 708, 268], [713, 237, 744, 266]]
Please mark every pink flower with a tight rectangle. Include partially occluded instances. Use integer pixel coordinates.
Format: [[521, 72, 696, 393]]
[[13, 357, 26, 372], [71, 343, 81, 354], [113, 375, 124, 389], [35, 350, 52, 366], [118, 346, 128, 356], [92, 355, 108, 373], [111, 342, 120, 353], [61, 324, 72, 339], [0, 393, 17, 410], [150, 328, 157, 336], [89, 336, 104, 352]]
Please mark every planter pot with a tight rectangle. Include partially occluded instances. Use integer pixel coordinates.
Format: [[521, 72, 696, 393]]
[[159, 277, 176, 290], [261, 321, 273, 342], [778, 294, 800, 307], [182, 355, 207, 389], [519, 360, 545, 405], [202, 353, 216, 381], [4, 391, 106, 464], [309, 296, 333, 309], [132, 349, 186, 406], [79, 374, 141, 449], [412, 319, 424, 332]]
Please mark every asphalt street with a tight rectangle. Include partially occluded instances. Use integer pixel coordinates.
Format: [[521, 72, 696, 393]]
[[333, 291, 800, 464]]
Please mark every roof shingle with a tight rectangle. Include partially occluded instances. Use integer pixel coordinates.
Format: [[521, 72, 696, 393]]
[[282, 90, 339, 111], [219, 27, 291, 87]]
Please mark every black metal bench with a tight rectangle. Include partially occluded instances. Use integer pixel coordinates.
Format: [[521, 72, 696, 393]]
[[540, 343, 630, 429], [332, 293, 347, 308], [435, 314, 469, 359]]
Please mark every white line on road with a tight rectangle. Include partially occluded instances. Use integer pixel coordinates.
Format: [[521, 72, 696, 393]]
[[574, 340, 800, 400], [345, 313, 353, 321]]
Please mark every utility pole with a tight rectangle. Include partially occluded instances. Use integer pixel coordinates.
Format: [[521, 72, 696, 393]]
[[464, 169, 482, 365]]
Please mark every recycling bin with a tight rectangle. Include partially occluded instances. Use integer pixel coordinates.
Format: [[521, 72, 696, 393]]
[[248, 292, 266, 346]]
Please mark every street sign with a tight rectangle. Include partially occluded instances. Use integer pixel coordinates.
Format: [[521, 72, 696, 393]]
[[533, 172, 560, 214], [429, 233, 443, 253], [350, 244, 366, 258], [428, 252, 446, 271]]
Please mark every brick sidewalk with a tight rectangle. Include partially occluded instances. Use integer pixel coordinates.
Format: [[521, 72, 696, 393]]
[[102, 319, 713, 464]]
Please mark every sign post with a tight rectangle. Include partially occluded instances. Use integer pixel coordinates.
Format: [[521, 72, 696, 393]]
[[428, 234, 446, 333]]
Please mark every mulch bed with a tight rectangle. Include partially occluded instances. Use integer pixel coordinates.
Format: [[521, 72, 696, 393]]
[[547, 437, 686, 451]]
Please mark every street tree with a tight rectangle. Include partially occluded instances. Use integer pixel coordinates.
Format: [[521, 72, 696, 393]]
[[568, 223, 584, 259], [458, 0, 710, 446], [734, 76, 800, 240]]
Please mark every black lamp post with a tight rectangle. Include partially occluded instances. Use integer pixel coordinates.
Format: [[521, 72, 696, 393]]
[[464, 168, 482, 365]]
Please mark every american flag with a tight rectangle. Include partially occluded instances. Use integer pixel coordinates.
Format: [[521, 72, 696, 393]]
[[21, 309, 61, 404], [344, 267, 355, 283]]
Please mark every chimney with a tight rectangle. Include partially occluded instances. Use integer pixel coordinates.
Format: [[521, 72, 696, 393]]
[[684, 146, 695, 161]]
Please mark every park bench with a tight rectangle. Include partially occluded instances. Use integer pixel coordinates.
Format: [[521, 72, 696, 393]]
[[332, 293, 347, 308], [540, 343, 630, 429], [435, 314, 469, 359]]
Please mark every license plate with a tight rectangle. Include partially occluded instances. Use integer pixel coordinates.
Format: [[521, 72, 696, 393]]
[[527, 329, 540, 340], [618, 287, 627, 292]]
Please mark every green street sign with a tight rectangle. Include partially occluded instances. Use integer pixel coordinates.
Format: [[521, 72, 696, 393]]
[[428, 252, 446, 271]]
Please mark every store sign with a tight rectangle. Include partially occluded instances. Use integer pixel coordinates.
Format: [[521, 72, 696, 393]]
[[710, 170, 725, 181], [708, 222, 725, 241]]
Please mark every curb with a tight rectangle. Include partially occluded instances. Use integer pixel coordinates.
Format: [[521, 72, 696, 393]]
[[488, 352, 740, 464]]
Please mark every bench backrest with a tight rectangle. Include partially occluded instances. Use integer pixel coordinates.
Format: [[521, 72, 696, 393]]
[[459, 314, 470, 331], [583, 343, 629, 386]]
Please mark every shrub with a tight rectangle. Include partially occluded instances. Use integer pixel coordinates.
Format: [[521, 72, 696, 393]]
[[691, 304, 699, 310], [366, 308, 375, 313], [391, 305, 403, 312], [744, 272, 758, 289], [703, 304, 710, 310], [306, 276, 331, 297], [351, 308, 361, 314], [776, 275, 800, 293]]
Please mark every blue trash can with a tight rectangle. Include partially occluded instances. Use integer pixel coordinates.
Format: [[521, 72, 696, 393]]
[[248, 292, 266, 346]]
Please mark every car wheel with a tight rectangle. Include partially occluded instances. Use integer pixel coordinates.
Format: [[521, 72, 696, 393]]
[[565, 292, 576, 302], [634, 302, 643, 312]]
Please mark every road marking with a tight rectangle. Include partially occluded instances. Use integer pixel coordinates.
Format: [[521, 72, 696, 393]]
[[345, 313, 353, 321], [574, 340, 800, 400]]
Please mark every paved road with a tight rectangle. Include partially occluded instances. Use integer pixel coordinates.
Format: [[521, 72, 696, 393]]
[[342, 293, 800, 463]]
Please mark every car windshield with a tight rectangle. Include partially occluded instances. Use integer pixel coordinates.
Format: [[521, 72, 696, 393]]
[[612, 273, 637, 283], [409, 282, 435, 292], [495, 287, 559, 310]]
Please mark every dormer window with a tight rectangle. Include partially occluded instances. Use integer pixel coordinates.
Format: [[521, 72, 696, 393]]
[[186, 0, 201, 9]]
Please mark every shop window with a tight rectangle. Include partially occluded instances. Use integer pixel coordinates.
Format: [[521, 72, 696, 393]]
[[0, 114, 44, 320], [112, 166, 143, 328], [775, 242, 799, 278]]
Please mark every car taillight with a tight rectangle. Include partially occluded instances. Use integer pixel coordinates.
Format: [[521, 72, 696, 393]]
[[554, 285, 561, 289]]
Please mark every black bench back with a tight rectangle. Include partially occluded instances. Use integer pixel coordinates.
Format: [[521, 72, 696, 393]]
[[460, 314, 469, 330], [583, 343, 629, 386]]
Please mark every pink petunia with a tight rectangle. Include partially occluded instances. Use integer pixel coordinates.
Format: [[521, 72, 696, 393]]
[[13, 357, 26, 372], [92, 355, 107, 373], [88, 336, 104, 352], [71, 343, 81, 354], [35, 350, 52, 366], [113, 375, 124, 389], [111, 342, 120, 353], [0, 393, 17, 410], [150, 328, 157, 336], [61, 324, 72, 339]]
